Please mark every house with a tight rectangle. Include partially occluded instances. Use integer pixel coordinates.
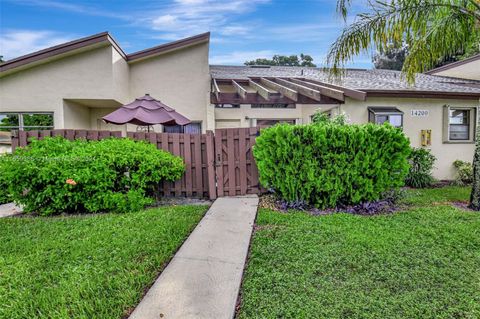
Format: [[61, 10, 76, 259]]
[[425, 54, 480, 81], [1, 32, 479, 180]]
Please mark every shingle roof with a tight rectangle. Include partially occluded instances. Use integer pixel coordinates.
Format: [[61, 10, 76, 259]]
[[210, 65, 480, 95]]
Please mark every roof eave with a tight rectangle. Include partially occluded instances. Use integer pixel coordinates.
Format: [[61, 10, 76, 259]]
[[0, 32, 114, 74], [364, 89, 480, 100], [126, 32, 210, 63], [424, 54, 480, 75]]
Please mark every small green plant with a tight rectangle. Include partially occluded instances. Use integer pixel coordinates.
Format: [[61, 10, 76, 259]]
[[311, 110, 349, 125], [0, 137, 185, 215], [254, 122, 410, 208], [405, 148, 436, 188], [453, 160, 473, 185]]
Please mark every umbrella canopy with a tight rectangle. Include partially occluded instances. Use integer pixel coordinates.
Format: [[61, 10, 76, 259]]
[[103, 94, 191, 126]]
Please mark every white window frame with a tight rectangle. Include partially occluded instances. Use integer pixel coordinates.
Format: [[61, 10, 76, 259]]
[[443, 105, 477, 143], [368, 107, 404, 128]]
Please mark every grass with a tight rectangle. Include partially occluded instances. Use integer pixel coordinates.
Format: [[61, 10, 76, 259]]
[[238, 186, 480, 319], [0, 205, 208, 319]]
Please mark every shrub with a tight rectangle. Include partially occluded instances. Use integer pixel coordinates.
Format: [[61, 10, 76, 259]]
[[405, 148, 436, 188], [311, 110, 349, 125], [0, 156, 11, 204], [253, 123, 410, 208], [470, 128, 480, 210], [0, 137, 184, 215], [453, 160, 473, 185]]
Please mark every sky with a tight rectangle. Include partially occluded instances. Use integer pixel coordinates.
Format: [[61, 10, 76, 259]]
[[0, 0, 373, 67]]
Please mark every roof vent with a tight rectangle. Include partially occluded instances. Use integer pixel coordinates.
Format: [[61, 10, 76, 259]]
[[249, 65, 271, 68]]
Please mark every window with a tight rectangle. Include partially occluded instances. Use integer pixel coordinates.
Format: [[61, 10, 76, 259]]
[[0, 112, 54, 144], [368, 107, 403, 128], [163, 122, 202, 134], [448, 108, 472, 141], [256, 119, 295, 127], [251, 103, 294, 108]]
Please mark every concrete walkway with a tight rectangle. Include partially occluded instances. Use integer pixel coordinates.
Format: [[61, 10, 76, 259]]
[[130, 195, 259, 319], [0, 203, 22, 218]]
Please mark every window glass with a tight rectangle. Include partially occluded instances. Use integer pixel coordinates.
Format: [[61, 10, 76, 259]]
[[375, 115, 389, 125], [449, 109, 470, 140], [371, 113, 402, 128], [0, 113, 54, 144], [23, 113, 54, 128], [184, 123, 202, 134], [257, 119, 295, 127], [389, 114, 402, 127], [163, 122, 202, 134], [0, 114, 19, 129]]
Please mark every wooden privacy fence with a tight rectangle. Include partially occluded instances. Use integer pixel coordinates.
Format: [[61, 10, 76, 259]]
[[127, 131, 216, 198], [12, 129, 122, 150], [11, 128, 261, 199]]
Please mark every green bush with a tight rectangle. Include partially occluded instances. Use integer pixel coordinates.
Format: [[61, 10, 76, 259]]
[[253, 123, 410, 208], [453, 160, 473, 185], [405, 148, 436, 188], [0, 156, 11, 204], [0, 137, 184, 215]]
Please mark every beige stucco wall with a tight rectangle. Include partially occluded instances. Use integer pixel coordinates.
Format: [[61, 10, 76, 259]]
[[0, 45, 121, 128], [341, 97, 478, 180], [1, 41, 211, 134], [213, 97, 478, 180], [129, 42, 211, 132], [214, 103, 339, 127], [431, 58, 480, 80]]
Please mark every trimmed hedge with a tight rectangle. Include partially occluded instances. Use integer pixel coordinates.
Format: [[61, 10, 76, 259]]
[[0, 137, 184, 215], [253, 123, 410, 208]]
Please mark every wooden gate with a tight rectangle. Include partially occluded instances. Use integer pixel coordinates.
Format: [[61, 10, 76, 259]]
[[214, 127, 260, 197]]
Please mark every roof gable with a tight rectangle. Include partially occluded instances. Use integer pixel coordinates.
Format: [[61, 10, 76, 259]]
[[0, 32, 210, 75]]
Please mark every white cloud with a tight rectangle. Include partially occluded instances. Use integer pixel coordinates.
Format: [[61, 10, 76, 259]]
[[0, 30, 74, 60], [7, 0, 129, 19], [210, 50, 274, 65], [148, 0, 270, 40]]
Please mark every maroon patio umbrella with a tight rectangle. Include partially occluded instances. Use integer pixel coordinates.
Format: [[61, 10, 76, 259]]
[[102, 94, 191, 127]]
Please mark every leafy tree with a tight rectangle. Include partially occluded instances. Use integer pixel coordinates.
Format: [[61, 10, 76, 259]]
[[328, 0, 480, 83], [0, 55, 4, 63], [245, 54, 316, 67], [330, 0, 480, 210], [373, 43, 408, 70]]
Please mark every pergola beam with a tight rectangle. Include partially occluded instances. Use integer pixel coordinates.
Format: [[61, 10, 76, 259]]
[[248, 79, 273, 100], [288, 78, 344, 101], [260, 77, 298, 102], [273, 78, 321, 101], [212, 78, 220, 101], [232, 80, 247, 99], [305, 79, 367, 101]]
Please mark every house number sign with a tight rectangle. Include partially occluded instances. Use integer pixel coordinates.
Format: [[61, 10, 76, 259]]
[[410, 110, 429, 117]]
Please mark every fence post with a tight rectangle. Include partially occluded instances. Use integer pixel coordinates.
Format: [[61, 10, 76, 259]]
[[11, 130, 19, 152], [206, 130, 217, 200]]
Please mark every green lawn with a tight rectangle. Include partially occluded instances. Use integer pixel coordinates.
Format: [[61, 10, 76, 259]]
[[0, 205, 208, 319], [238, 187, 480, 319]]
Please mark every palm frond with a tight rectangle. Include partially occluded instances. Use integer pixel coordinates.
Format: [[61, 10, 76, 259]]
[[328, 0, 480, 83]]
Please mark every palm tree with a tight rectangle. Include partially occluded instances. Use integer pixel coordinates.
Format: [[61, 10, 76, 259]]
[[328, 0, 480, 210], [328, 0, 480, 83]]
